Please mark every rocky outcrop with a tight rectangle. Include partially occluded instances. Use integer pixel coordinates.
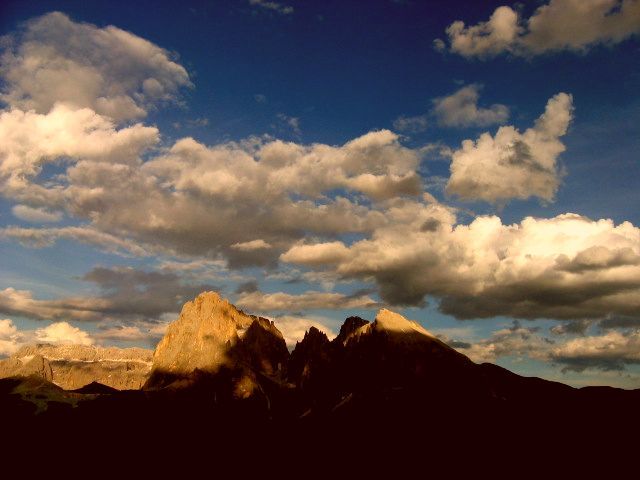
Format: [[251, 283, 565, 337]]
[[150, 291, 254, 376], [333, 316, 369, 346], [288, 327, 331, 388], [0, 344, 152, 390], [287, 308, 483, 417], [0, 354, 53, 382], [234, 316, 289, 376], [287, 327, 334, 410], [145, 291, 289, 392]]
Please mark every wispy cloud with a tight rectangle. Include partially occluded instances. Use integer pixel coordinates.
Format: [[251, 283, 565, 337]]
[[249, 0, 293, 16]]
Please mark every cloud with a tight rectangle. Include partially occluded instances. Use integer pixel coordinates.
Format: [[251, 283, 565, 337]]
[[0, 287, 111, 322], [0, 318, 95, 356], [443, 0, 640, 58], [393, 85, 507, 132], [1, 226, 151, 257], [442, 6, 522, 59], [277, 113, 301, 135], [1, 11, 639, 333], [446, 92, 573, 204], [235, 289, 380, 313], [12, 205, 62, 223], [34, 321, 93, 345], [282, 202, 640, 321], [0, 12, 191, 121], [0, 16, 422, 270], [235, 280, 259, 294], [448, 320, 640, 373], [93, 321, 168, 345], [432, 85, 509, 128], [231, 239, 272, 251], [1, 128, 421, 265], [393, 114, 429, 133], [453, 322, 551, 364], [249, 0, 293, 15], [0, 266, 218, 323], [598, 315, 640, 329], [0, 103, 159, 202], [271, 316, 337, 348], [79, 266, 218, 320], [550, 319, 593, 335], [433, 38, 446, 52], [0, 318, 23, 356], [281, 242, 351, 266], [186, 117, 209, 128], [549, 329, 640, 371]]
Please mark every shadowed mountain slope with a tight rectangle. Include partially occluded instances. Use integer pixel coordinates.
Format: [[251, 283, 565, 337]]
[[2, 292, 639, 443]]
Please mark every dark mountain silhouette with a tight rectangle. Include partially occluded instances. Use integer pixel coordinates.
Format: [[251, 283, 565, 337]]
[[72, 381, 119, 395], [1, 292, 639, 461]]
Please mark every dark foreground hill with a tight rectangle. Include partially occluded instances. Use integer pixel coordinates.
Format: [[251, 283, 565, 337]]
[[1, 292, 638, 464]]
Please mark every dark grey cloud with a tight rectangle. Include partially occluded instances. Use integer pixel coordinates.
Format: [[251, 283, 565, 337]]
[[599, 315, 640, 330], [451, 321, 640, 374], [235, 280, 259, 294], [420, 218, 441, 232], [550, 329, 640, 372], [81, 266, 219, 320], [0, 266, 218, 324], [556, 246, 640, 274], [439, 272, 640, 321], [550, 319, 593, 336]]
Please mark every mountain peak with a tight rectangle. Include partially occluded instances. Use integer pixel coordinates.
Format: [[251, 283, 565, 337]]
[[148, 291, 254, 379], [146, 291, 288, 389], [334, 316, 370, 346], [373, 308, 434, 338]]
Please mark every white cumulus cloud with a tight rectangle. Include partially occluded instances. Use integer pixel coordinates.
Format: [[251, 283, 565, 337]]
[[446, 92, 572, 204], [442, 0, 640, 58], [35, 321, 94, 346], [433, 85, 509, 128], [12, 205, 62, 223], [0, 12, 191, 121]]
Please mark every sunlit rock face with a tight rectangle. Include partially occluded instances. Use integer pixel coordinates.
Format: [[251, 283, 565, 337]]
[[0, 345, 152, 390], [151, 291, 254, 375], [146, 291, 289, 391], [0, 353, 53, 383]]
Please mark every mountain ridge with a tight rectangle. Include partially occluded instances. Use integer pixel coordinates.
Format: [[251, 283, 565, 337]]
[[0, 344, 152, 390], [2, 291, 639, 433]]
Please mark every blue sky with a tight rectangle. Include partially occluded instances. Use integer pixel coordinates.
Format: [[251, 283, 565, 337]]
[[0, 0, 639, 388]]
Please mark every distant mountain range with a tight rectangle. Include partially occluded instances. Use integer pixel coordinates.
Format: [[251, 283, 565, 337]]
[[0, 344, 152, 390], [2, 291, 639, 446]]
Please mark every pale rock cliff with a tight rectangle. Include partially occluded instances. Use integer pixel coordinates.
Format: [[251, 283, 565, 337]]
[[146, 291, 289, 392], [0, 344, 152, 390]]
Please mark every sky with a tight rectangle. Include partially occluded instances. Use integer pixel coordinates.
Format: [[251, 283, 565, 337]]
[[0, 0, 639, 388]]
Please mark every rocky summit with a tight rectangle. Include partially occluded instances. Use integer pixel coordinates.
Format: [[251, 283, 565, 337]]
[[144, 291, 289, 393], [150, 291, 255, 376]]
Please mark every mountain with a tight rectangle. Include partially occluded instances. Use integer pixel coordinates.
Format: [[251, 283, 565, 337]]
[[0, 353, 53, 383], [2, 291, 639, 442], [144, 291, 290, 412], [0, 344, 152, 390], [287, 307, 491, 420]]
